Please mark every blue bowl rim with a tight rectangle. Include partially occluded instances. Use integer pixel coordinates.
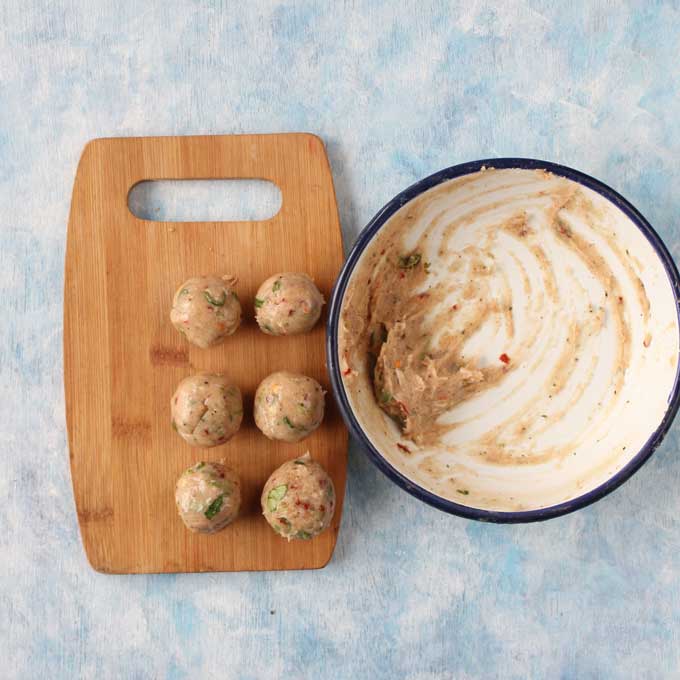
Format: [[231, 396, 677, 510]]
[[326, 157, 680, 523]]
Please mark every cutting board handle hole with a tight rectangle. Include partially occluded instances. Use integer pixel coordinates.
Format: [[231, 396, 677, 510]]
[[128, 179, 282, 222]]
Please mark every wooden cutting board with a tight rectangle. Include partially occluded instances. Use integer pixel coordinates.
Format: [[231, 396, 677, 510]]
[[64, 134, 347, 573]]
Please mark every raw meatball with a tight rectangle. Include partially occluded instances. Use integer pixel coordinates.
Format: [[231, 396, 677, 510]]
[[261, 453, 335, 540], [254, 371, 325, 442], [171, 275, 241, 348], [171, 373, 243, 447], [254, 272, 324, 335], [175, 461, 241, 533]]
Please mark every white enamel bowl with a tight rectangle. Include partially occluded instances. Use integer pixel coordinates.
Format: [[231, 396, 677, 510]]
[[327, 159, 680, 522]]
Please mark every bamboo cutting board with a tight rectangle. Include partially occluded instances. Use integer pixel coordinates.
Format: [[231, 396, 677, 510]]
[[64, 134, 347, 573]]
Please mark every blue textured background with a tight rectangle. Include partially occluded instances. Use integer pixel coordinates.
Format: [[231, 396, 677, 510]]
[[3, 2, 680, 678]]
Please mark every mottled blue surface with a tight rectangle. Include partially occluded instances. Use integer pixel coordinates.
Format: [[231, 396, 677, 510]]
[[3, 2, 680, 678]]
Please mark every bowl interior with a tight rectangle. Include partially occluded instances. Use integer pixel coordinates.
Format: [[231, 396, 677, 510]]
[[332, 162, 680, 520]]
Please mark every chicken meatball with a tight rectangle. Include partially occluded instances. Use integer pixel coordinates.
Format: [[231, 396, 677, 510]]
[[254, 272, 324, 335], [261, 453, 335, 540], [171, 275, 241, 348], [254, 371, 325, 443], [175, 461, 241, 533], [171, 373, 243, 447]]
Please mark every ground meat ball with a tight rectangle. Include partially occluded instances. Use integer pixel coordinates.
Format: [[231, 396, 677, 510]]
[[171, 275, 241, 348], [261, 453, 335, 540], [171, 373, 243, 447], [254, 272, 324, 335], [175, 461, 241, 533], [254, 371, 325, 442]]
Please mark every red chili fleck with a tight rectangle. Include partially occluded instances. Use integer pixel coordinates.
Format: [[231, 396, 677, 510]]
[[397, 400, 410, 415], [380, 249, 386, 255], [499, 353, 511, 364], [397, 443, 411, 453], [418, 293, 429, 300], [399, 272, 405, 279], [451, 304, 458, 311], [343, 367, 352, 376], [618, 296, 624, 303], [303, 503, 310, 510]]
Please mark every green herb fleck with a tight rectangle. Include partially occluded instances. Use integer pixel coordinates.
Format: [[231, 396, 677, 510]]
[[424, 261, 431, 273], [283, 416, 305, 431], [262, 323, 274, 333], [204, 290, 227, 306], [232, 291, 239, 301], [272, 279, 282, 292], [195, 462, 205, 470], [254, 297, 265, 309], [296, 531, 312, 540], [379, 390, 393, 404], [179, 288, 190, 296], [204, 494, 224, 519], [294, 460, 307, 466], [267, 485, 288, 512], [398, 253, 421, 269], [457, 489, 469, 496], [171, 420, 177, 431]]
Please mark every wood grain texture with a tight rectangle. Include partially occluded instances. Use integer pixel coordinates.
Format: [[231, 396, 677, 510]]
[[64, 134, 347, 573]]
